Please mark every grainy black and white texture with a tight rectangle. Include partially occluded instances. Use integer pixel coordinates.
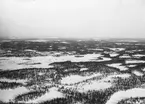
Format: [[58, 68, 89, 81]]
[[0, 0, 145, 104], [0, 39, 145, 104]]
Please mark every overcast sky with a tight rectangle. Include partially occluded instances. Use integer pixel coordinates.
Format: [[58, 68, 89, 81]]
[[0, 0, 145, 39]]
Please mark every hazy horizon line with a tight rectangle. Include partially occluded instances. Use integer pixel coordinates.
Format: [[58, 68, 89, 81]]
[[1, 37, 145, 40]]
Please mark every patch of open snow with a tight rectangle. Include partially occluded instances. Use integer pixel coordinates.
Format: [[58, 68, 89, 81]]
[[0, 87, 30, 102], [61, 73, 102, 85], [0, 57, 53, 70], [27, 40, 49, 42], [115, 43, 130, 45], [110, 53, 119, 57], [107, 63, 128, 71], [118, 40, 138, 42], [76, 73, 125, 92], [110, 74, 131, 79], [109, 48, 125, 51], [38, 72, 44, 76], [133, 54, 145, 57], [63, 73, 130, 93], [26, 87, 64, 103], [126, 60, 145, 64], [88, 48, 103, 51], [132, 71, 144, 76], [24, 49, 37, 52], [142, 68, 145, 71], [0, 53, 103, 70], [80, 68, 88, 71], [104, 51, 111, 54], [119, 54, 131, 58], [77, 81, 112, 93], [106, 88, 145, 104], [0, 79, 27, 85], [78, 73, 131, 92], [127, 65, 136, 68], [126, 50, 143, 53], [99, 73, 130, 83], [60, 41, 69, 44]]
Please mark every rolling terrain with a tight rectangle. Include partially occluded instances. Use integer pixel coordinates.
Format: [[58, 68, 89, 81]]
[[0, 38, 145, 104]]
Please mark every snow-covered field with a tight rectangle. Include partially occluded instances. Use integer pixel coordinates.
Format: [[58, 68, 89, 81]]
[[106, 88, 145, 104], [126, 60, 145, 64], [26, 87, 65, 103], [0, 87, 30, 102], [1, 40, 145, 104], [0, 79, 27, 85], [0, 53, 112, 70], [107, 63, 128, 71], [61, 73, 102, 85]]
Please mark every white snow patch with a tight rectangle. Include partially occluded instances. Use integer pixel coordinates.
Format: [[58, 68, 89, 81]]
[[115, 43, 130, 45], [132, 71, 144, 76], [133, 54, 145, 57], [27, 40, 49, 42], [107, 63, 128, 71], [0, 87, 30, 102], [26, 87, 64, 103], [142, 68, 145, 71], [88, 48, 103, 51], [109, 48, 125, 51], [77, 81, 112, 92], [0, 53, 103, 70], [61, 41, 69, 44], [0, 78, 27, 85], [80, 68, 88, 71], [119, 54, 131, 58], [61, 73, 102, 85], [126, 50, 143, 53], [38, 72, 44, 76], [126, 60, 145, 64], [118, 40, 138, 42], [106, 88, 145, 104], [63, 73, 130, 93], [111, 74, 131, 79], [110, 53, 119, 57], [127, 65, 136, 68], [78, 74, 130, 92]]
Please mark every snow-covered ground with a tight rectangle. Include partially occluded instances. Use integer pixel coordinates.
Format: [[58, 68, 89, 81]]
[[62, 73, 130, 93], [127, 65, 136, 68], [133, 54, 145, 57], [80, 68, 88, 71], [132, 70, 143, 76], [109, 53, 119, 57], [109, 48, 125, 52], [88, 48, 103, 51], [126, 50, 143, 53], [26, 87, 64, 103], [106, 88, 145, 104], [74, 73, 130, 93], [61, 73, 102, 85], [119, 54, 131, 58], [126, 60, 145, 64], [0, 53, 110, 70], [0, 78, 27, 85], [0, 87, 30, 102], [142, 68, 145, 71], [77, 80, 112, 92], [107, 63, 128, 71], [26, 40, 50, 42]]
